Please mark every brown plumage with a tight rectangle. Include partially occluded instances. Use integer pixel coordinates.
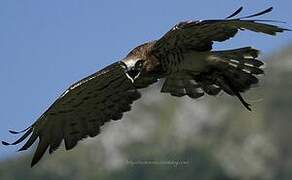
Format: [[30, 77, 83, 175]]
[[2, 7, 289, 167]]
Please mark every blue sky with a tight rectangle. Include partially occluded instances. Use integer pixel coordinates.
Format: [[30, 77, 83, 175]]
[[0, 0, 291, 159]]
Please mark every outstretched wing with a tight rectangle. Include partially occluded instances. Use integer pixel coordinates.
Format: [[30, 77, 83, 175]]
[[151, 7, 289, 56], [153, 7, 289, 110], [2, 61, 143, 167]]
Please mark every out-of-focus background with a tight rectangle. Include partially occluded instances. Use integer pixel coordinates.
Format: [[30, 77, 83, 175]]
[[0, 1, 292, 179]]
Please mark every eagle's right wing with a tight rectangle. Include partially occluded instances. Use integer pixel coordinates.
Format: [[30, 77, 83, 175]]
[[2, 61, 149, 167]]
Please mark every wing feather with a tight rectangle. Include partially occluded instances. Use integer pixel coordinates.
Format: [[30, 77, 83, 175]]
[[2, 61, 146, 166], [152, 7, 289, 56]]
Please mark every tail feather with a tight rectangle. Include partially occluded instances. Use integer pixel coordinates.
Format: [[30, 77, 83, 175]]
[[160, 47, 264, 111], [212, 47, 263, 89], [183, 79, 205, 98], [161, 74, 205, 98], [208, 47, 264, 110], [200, 83, 221, 95]]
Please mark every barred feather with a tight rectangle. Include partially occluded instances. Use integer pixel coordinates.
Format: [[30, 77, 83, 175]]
[[2, 62, 144, 167]]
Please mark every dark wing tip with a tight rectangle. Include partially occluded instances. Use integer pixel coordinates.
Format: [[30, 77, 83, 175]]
[[239, 7, 273, 19], [18, 146, 28, 152], [8, 125, 32, 134], [9, 130, 22, 134], [31, 154, 42, 167], [2, 141, 10, 145], [283, 28, 292, 31], [31, 159, 38, 167], [225, 6, 243, 19], [277, 27, 291, 33], [30, 137, 50, 167], [2, 127, 34, 147]]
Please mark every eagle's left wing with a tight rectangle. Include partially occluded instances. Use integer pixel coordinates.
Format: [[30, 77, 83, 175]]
[[151, 7, 288, 57], [150, 7, 289, 110], [2, 61, 153, 167]]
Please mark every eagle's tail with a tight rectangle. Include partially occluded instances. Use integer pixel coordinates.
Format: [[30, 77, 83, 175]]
[[205, 47, 264, 110], [161, 47, 264, 110]]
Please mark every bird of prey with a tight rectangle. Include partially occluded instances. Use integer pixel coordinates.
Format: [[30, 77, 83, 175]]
[[2, 7, 289, 167]]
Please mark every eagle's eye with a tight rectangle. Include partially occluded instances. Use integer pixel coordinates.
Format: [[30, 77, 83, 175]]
[[134, 60, 144, 70]]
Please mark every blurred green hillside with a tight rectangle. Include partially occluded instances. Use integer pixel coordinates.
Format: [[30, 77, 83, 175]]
[[1, 45, 292, 180]]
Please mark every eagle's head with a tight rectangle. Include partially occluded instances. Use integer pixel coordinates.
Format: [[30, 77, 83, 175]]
[[122, 56, 145, 80], [122, 41, 157, 80]]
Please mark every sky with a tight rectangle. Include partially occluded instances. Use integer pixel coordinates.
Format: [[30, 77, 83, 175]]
[[0, 0, 291, 159]]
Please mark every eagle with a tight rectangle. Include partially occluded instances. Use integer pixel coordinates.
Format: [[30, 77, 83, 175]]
[[2, 7, 289, 167]]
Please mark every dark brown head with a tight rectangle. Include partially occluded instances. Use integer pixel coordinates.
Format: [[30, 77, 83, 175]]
[[122, 41, 157, 80]]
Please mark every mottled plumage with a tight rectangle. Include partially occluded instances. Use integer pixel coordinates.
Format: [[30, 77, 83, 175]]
[[2, 7, 289, 167]]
